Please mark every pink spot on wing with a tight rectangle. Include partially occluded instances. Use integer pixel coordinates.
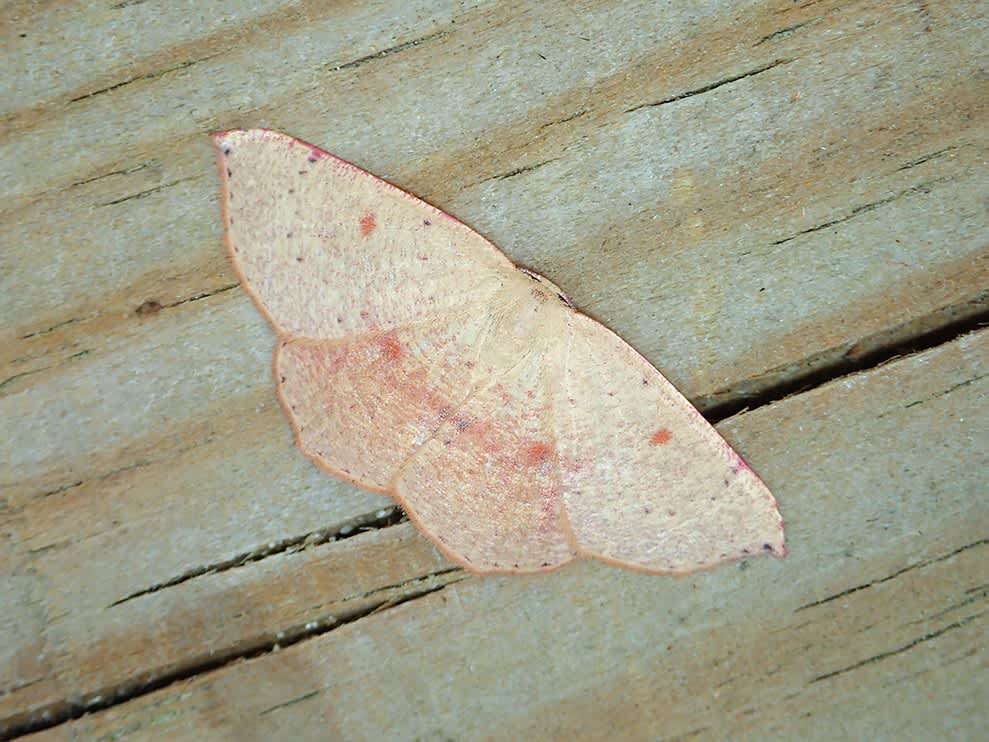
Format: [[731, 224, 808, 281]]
[[378, 332, 403, 361], [650, 429, 672, 445], [359, 212, 377, 236], [308, 148, 324, 162], [522, 442, 554, 467]]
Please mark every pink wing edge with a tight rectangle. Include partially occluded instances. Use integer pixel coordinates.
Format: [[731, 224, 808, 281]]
[[211, 129, 785, 576]]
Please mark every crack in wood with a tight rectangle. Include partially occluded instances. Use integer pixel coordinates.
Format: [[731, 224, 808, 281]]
[[795, 539, 988, 612], [2, 348, 89, 396], [19, 316, 83, 340], [754, 19, 818, 46], [810, 609, 986, 684], [41, 481, 84, 497], [156, 282, 240, 311], [0, 366, 51, 395], [485, 157, 562, 182], [107, 507, 408, 608], [539, 108, 589, 130], [335, 566, 464, 606], [911, 587, 989, 625], [96, 176, 197, 207], [68, 53, 223, 103], [15, 280, 232, 368], [895, 145, 958, 171], [27, 539, 72, 556], [28, 458, 155, 508], [8, 281, 236, 400], [701, 294, 989, 421], [623, 58, 792, 114], [770, 177, 952, 246], [0, 568, 465, 739], [102, 458, 154, 481], [901, 371, 989, 411], [327, 30, 450, 72], [258, 689, 321, 717], [69, 160, 159, 189]]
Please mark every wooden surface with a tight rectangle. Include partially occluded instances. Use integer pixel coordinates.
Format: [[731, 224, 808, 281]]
[[2, 1, 986, 739]]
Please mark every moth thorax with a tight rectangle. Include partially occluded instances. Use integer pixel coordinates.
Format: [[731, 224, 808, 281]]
[[517, 266, 575, 309]]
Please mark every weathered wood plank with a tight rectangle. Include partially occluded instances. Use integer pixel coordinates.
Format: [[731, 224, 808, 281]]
[[2, 0, 987, 738], [3, 0, 986, 398], [17, 326, 988, 741]]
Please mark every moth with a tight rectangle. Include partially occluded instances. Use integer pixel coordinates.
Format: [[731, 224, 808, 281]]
[[213, 129, 784, 574]]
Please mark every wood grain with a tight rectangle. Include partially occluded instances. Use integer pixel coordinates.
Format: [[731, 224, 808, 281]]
[[13, 328, 989, 740], [2, 0, 986, 738]]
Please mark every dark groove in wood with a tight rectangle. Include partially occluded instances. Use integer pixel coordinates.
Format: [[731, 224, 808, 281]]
[[107, 507, 408, 608], [703, 296, 989, 422], [0, 568, 466, 740]]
